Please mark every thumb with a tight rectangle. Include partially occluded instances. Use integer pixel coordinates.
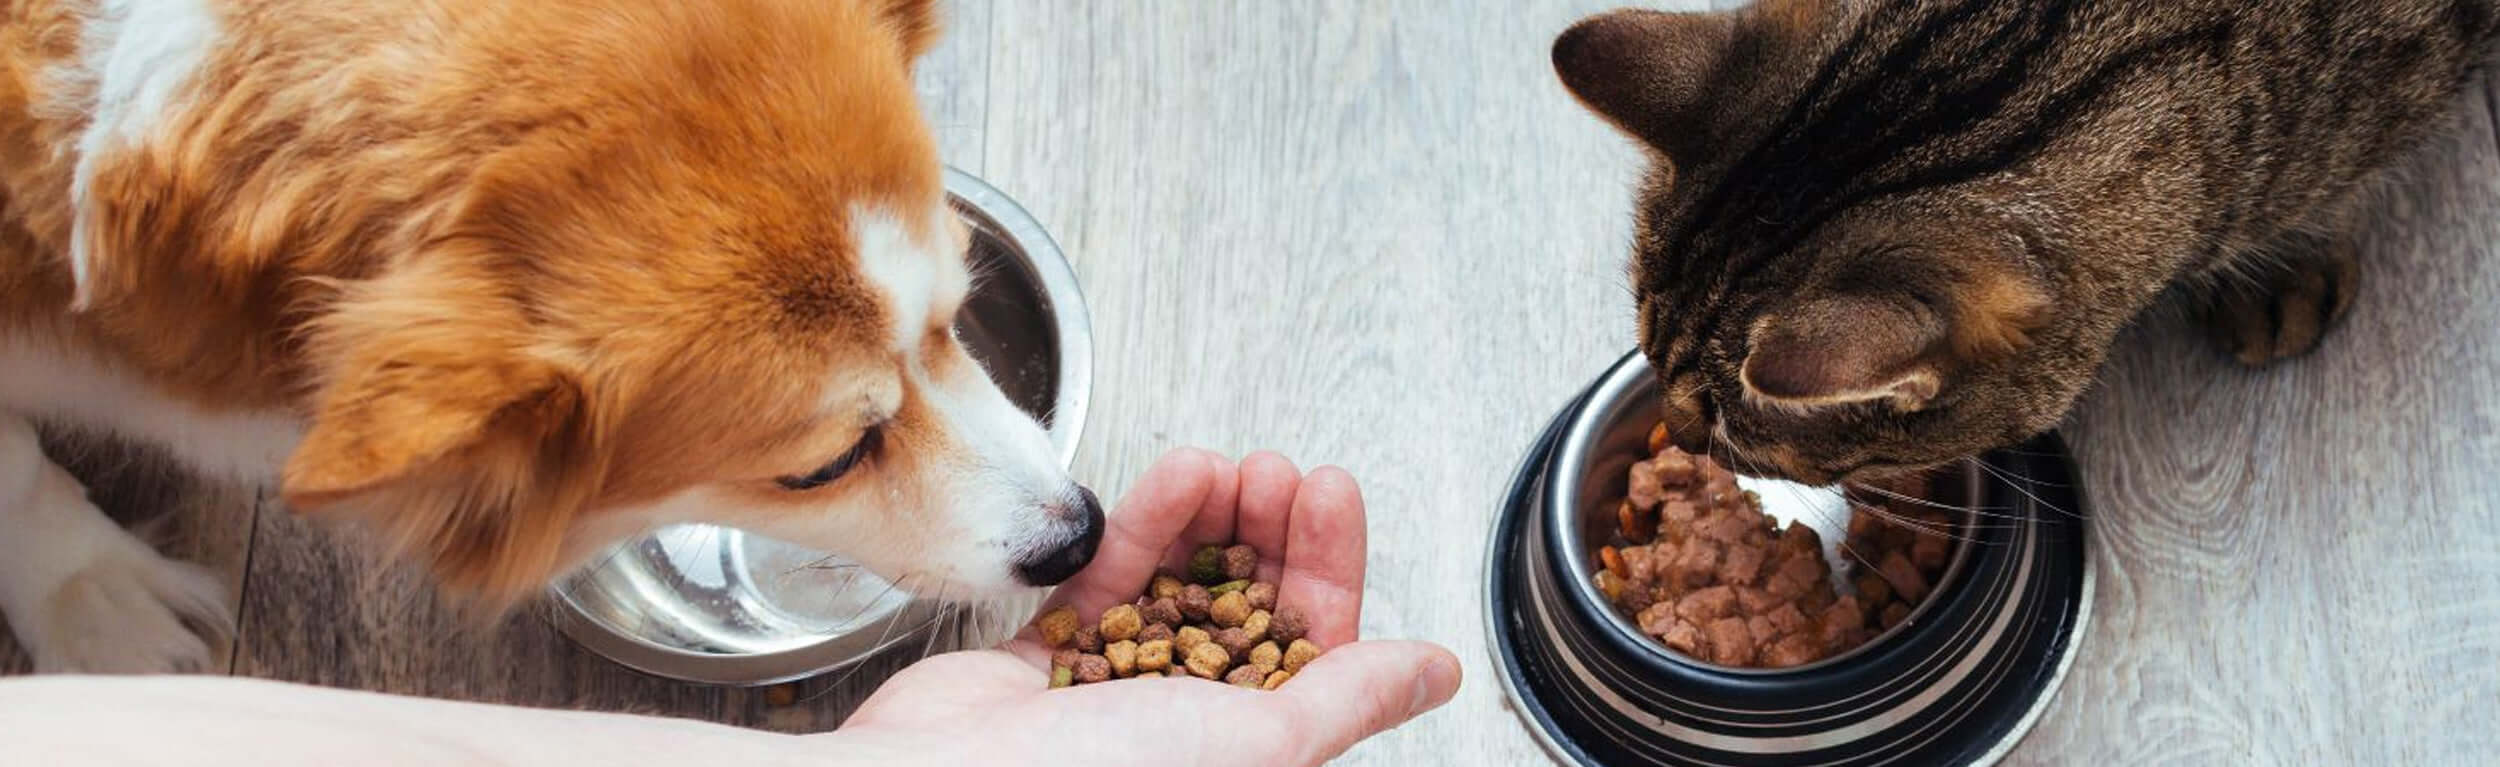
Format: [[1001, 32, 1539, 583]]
[[1258, 640, 1462, 765]]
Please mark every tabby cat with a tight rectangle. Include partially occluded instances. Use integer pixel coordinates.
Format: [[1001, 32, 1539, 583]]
[[1555, 0, 2499, 483]]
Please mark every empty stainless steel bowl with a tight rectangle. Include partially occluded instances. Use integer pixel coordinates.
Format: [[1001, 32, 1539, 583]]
[[550, 169, 1091, 685], [1486, 351, 2092, 766]]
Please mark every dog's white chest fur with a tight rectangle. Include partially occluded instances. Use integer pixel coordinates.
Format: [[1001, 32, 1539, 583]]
[[0, 338, 298, 485]]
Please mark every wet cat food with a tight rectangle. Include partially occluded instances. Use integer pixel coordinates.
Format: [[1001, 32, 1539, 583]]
[[1591, 423, 1958, 668], [1038, 543, 1325, 689]]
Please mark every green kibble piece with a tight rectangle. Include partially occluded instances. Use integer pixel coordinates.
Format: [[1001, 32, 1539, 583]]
[[1050, 665, 1074, 688], [1209, 579, 1250, 597], [1188, 546, 1227, 584]]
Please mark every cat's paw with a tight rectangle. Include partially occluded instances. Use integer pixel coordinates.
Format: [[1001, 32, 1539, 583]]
[[2202, 247, 2361, 366], [20, 551, 232, 674]]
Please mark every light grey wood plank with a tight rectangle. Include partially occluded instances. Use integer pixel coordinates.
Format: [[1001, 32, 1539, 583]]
[[917, 0, 992, 174], [977, 2, 1705, 763], [2007, 81, 2500, 765]]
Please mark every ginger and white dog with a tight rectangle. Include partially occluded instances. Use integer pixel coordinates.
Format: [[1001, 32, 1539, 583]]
[[0, 0, 1102, 673]]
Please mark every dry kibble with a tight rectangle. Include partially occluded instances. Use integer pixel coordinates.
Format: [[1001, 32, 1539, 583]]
[[1241, 609, 1272, 644], [1035, 606, 1080, 648], [1136, 671, 1164, 678], [1175, 625, 1211, 653], [763, 684, 797, 707], [1136, 639, 1173, 673], [1222, 544, 1259, 580], [1099, 604, 1144, 642], [1179, 585, 1214, 621], [1151, 575, 1187, 601], [1248, 640, 1282, 669], [1185, 643, 1231, 680], [1244, 581, 1279, 612], [1214, 627, 1255, 658], [1189, 546, 1227, 584], [1281, 638, 1321, 673], [1269, 606, 1310, 644], [1040, 541, 1318, 692], [1210, 591, 1252, 628], [1143, 597, 1184, 627], [1073, 654, 1111, 684], [1105, 640, 1139, 677]]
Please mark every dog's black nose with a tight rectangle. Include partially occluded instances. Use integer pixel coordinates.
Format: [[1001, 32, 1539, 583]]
[[1014, 486, 1103, 587]]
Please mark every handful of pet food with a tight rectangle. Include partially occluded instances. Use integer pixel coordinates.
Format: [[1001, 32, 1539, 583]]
[[1032, 543, 1324, 690]]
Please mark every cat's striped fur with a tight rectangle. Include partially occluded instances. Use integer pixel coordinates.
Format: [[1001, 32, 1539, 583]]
[[1557, 0, 2500, 482]]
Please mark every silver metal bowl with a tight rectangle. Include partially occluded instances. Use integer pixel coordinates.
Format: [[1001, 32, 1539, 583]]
[[548, 169, 1091, 685]]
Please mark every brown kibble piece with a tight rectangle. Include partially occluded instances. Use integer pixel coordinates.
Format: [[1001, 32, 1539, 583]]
[[1185, 643, 1230, 680], [1764, 635, 1821, 668], [1245, 581, 1279, 612], [1035, 606, 1080, 648], [1179, 585, 1214, 621], [1661, 620, 1703, 656], [1269, 606, 1310, 644], [1214, 627, 1255, 657], [1105, 640, 1139, 677], [1139, 623, 1174, 644], [1176, 625, 1211, 653], [1051, 648, 1080, 670], [1282, 638, 1321, 673], [1881, 602, 1912, 630], [1143, 597, 1184, 628], [1136, 639, 1173, 673], [1072, 626, 1101, 654], [1856, 572, 1893, 605], [1074, 654, 1111, 684], [1262, 670, 1292, 690], [1222, 544, 1259, 580], [1151, 575, 1186, 601], [1675, 585, 1736, 624], [1136, 671, 1164, 678], [1912, 533, 1952, 570], [1099, 604, 1144, 642], [1248, 640, 1282, 670], [1210, 591, 1252, 627], [1225, 664, 1267, 688]]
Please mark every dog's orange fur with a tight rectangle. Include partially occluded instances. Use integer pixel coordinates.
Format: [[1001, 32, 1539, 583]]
[[0, 0, 958, 606]]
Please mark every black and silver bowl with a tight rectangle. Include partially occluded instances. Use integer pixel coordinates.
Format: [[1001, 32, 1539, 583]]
[[1486, 351, 2091, 766]]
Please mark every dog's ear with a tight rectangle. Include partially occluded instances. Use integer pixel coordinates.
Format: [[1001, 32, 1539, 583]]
[[279, 268, 599, 607], [872, 0, 942, 61]]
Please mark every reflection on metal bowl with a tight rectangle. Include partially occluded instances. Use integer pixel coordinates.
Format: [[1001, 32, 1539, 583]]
[[549, 169, 1091, 686]]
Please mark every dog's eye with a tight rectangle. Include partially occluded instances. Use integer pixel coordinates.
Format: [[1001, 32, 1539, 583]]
[[776, 426, 883, 491]]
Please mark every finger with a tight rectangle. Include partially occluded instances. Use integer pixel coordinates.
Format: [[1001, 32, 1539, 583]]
[[1280, 465, 1366, 646], [1022, 448, 1233, 644], [1259, 640, 1462, 766], [1227, 451, 1302, 581]]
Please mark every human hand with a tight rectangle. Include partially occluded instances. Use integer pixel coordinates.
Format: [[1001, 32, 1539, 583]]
[[832, 449, 1461, 767]]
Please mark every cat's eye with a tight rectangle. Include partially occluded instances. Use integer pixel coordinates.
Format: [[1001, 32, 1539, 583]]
[[775, 426, 884, 491]]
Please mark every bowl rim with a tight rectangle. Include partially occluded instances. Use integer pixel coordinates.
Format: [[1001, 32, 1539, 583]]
[[1484, 353, 2097, 766], [546, 168, 1092, 685], [1545, 352, 1981, 677]]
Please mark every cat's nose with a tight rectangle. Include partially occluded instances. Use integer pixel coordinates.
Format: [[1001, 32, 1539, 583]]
[[1659, 373, 1715, 455]]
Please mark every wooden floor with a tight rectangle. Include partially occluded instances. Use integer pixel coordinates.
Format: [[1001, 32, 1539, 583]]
[[7, 1, 2500, 764]]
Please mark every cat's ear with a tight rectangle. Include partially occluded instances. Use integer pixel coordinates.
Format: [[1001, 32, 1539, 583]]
[[1740, 294, 1947, 411], [1553, 9, 1736, 157], [1741, 278, 2047, 411]]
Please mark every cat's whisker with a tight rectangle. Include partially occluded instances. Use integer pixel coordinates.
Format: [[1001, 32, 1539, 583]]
[[1844, 481, 2026, 520], [1969, 458, 2083, 519]]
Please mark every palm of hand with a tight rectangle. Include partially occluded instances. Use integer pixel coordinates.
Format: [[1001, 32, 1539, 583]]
[[840, 450, 1458, 767]]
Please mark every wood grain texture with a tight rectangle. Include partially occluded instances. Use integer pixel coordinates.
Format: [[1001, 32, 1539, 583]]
[[2007, 81, 2500, 767], [6, 2, 2498, 765]]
